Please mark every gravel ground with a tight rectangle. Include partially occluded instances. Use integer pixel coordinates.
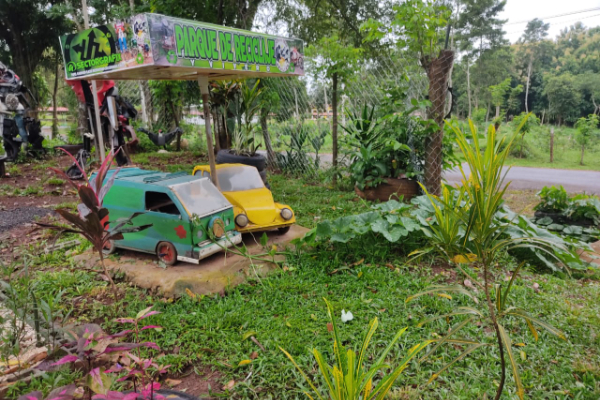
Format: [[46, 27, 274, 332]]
[[0, 207, 54, 233]]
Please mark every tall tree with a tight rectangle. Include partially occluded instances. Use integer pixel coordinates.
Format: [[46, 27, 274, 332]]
[[543, 73, 582, 125], [151, 0, 263, 29], [306, 35, 362, 184], [518, 19, 550, 112], [453, 0, 508, 116]]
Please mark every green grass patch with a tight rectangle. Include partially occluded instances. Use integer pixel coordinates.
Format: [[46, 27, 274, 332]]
[[7, 173, 600, 399]]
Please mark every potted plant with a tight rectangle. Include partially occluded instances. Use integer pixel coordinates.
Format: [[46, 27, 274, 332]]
[[215, 80, 268, 179], [344, 103, 434, 202]]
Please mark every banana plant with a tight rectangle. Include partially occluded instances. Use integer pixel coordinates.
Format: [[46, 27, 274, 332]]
[[280, 298, 431, 400]]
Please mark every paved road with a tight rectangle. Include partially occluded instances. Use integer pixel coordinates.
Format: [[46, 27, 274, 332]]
[[444, 165, 600, 193], [260, 151, 600, 193]]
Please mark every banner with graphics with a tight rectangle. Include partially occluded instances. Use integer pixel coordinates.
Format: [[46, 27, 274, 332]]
[[60, 13, 304, 80]]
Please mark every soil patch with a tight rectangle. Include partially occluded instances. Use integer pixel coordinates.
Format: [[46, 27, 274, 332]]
[[167, 365, 224, 398], [503, 189, 538, 217], [0, 154, 77, 210]]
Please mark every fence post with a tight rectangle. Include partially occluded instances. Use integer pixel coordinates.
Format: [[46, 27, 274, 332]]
[[550, 127, 554, 163], [332, 72, 338, 185]]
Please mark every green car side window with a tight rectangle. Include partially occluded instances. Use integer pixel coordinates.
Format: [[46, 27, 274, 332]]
[[145, 191, 181, 216]]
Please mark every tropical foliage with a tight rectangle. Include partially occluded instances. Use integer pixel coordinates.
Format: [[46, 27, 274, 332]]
[[280, 298, 431, 400]]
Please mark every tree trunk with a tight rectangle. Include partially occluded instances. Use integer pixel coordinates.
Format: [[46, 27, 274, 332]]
[[332, 72, 339, 186], [525, 57, 532, 113], [324, 84, 331, 133], [486, 103, 490, 123], [169, 99, 181, 151], [51, 57, 60, 140], [541, 109, 545, 125], [495, 105, 500, 118], [138, 82, 151, 129], [549, 127, 554, 163], [581, 143, 585, 165], [425, 49, 455, 196], [467, 61, 472, 118], [260, 112, 276, 166], [139, 81, 153, 129]]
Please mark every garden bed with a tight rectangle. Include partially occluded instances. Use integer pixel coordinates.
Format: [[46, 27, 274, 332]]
[[1, 152, 599, 399]]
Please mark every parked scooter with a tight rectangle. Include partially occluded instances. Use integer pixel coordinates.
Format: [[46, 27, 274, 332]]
[[0, 63, 45, 161]]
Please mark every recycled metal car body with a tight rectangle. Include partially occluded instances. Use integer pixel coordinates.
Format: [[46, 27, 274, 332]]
[[191, 163, 296, 234], [96, 168, 242, 265]]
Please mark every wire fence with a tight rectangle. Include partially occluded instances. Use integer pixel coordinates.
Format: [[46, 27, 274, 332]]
[[111, 49, 453, 193]]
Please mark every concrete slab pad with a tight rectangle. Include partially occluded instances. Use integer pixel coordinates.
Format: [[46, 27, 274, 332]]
[[74, 225, 309, 298]]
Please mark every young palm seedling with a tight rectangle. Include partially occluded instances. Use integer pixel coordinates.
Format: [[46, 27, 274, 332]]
[[280, 298, 431, 400], [409, 117, 568, 399]]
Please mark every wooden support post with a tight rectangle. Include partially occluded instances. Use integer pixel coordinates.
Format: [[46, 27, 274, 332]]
[[81, 0, 105, 162], [550, 127, 554, 163], [198, 76, 219, 189]]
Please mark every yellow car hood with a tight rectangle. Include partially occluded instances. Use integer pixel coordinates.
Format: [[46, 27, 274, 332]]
[[224, 188, 279, 225]]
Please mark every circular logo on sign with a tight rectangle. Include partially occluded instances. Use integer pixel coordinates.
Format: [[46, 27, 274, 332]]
[[136, 53, 144, 64], [274, 39, 290, 72], [166, 50, 177, 64], [65, 26, 116, 71]]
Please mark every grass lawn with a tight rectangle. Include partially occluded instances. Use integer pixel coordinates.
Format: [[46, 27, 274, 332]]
[[5, 170, 600, 399], [503, 124, 600, 171]]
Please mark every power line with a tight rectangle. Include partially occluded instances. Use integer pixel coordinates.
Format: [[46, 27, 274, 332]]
[[506, 6, 600, 26], [505, 12, 600, 37]]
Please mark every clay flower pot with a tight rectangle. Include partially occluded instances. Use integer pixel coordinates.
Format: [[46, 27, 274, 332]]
[[355, 177, 419, 202]]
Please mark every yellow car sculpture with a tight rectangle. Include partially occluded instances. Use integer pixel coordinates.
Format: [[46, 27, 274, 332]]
[[192, 163, 295, 233]]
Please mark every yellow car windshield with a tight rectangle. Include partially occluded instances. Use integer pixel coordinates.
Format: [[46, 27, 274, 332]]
[[217, 166, 264, 191]]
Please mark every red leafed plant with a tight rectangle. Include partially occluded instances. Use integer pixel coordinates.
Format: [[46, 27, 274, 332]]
[[37, 149, 150, 291], [23, 308, 167, 400]]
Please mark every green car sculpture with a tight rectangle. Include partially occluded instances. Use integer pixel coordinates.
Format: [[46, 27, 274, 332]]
[[97, 168, 242, 265]]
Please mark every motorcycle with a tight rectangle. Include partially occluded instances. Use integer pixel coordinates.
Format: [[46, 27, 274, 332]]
[[64, 80, 138, 179], [0, 66, 45, 161]]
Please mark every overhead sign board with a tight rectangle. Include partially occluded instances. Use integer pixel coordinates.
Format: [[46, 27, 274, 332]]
[[60, 13, 305, 80]]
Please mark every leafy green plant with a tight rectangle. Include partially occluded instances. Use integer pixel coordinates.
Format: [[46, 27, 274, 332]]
[[275, 122, 317, 176], [343, 99, 436, 189], [512, 112, 540, 158], [231, 80, 265, 157], [532, 186, 600, 241], [36, 150, 151, 292], [411, 118, 569, 400], [280, 298, 431, 400], [574, 114, 599, 165], [533, 185, 570, 213]]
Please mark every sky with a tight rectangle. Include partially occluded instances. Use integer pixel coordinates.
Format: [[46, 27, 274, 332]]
[[501, 0, 600, 43]]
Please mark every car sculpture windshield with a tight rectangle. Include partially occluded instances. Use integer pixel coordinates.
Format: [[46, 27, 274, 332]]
[[170, 177, 231, 218], [217, 166, 264, 192]]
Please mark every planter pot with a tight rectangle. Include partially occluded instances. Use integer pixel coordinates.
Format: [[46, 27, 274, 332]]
[[216, 149, 266, 171], [54, 144, 84, 156], [534, 210, 595, 227], [355, 178, 419, 202]]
